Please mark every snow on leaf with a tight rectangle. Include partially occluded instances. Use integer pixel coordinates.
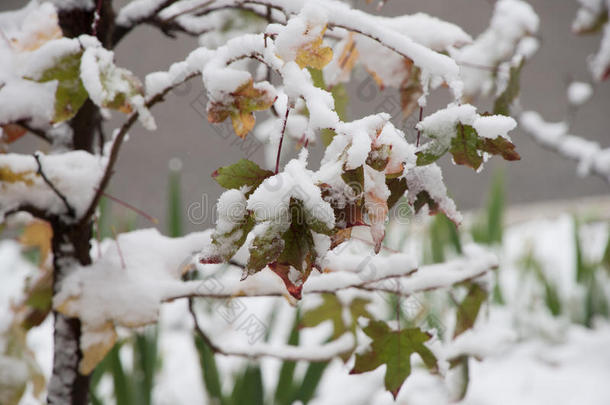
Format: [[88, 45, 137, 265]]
[[80, 47, 145, 115], [207, 79, 276, 138], [247, 222, 285, 274], [350, 321, 438, 399], [0, 166, 35, 185], [36, 51, 88, 123], [416, 106, 519, 170], [301, 293, 373, 340], [405, 163, 462, 225], [212, 158, 273, 193]]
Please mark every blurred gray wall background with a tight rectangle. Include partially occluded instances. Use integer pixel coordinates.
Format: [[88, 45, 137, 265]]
[[4, 0, 609, 231]]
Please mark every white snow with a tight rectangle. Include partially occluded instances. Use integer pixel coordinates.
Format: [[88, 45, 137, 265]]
[[567, 81, 594, 106], [0, 151, 107, 221]]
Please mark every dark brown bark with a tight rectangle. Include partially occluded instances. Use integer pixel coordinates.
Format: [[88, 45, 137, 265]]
[[48, 2, 116, 404], [47, 221, 93, 405]]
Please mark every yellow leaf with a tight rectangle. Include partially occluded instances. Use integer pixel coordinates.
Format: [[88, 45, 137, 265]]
[[231, 110, 256, 139], [336, 33, 359, 81], [0, 167, 35, 185], [207, 79, 275, 138], [79, 323, 117, 375], [295, 28, 333, 70], [19, 220, 53, 267], [12, 20, 62, 52]]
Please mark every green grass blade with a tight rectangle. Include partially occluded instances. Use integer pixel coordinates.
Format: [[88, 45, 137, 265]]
[[274, 311, 301, 405], [167, 165, 183, 237], [194, 334, 225, 404]]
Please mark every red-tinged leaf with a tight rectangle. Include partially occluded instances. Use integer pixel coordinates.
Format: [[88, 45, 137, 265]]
[[1, 124, 27, 144], [350, 321, 438, 399], [480, 136, 520, 162], [269, 263, 304, 300]]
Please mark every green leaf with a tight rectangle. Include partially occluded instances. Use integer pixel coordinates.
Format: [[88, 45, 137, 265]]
[[350, 321, 438, 399], [386, 177, 407, 210], [212, 214, 255, 262], [450, 124, 484, 170], [247, 222, 284, 273], [450, 124, 520, 170], [212, 159, 273, 193], [416, 150, 443, 166], [341, 165, 364, 196], [301, 294, 372, 340], [493, 60, 524, 116], [454, 283, 488, 338], [37, 51, 88, 123]]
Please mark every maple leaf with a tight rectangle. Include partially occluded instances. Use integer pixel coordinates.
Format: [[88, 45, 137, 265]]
[[208, 79, 276, 138], [212, 159, 273, 194], [350, 321, 438, 399], [301, 294, 373, 340], [295, 27, 333, 70]]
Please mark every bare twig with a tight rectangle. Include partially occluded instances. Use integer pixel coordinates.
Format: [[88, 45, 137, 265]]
[[275, 105, 290, 174], [79, 71, 200, 226], [34, 153, 76, 218], [93, 187, 159, 225], [16, 120, 52, 143]]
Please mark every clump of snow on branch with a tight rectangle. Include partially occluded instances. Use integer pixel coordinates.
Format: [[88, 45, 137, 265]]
[[520, 111, 610, 182], [0, 151, 107, 220], [453, 0, 539, 98]]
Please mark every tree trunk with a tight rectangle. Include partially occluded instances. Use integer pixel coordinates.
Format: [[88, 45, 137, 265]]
[[47, 222, 93, 405], [47, 3, 115, 403]]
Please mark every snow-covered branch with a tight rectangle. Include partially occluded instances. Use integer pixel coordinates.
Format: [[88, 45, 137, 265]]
[[520, 111, 610, 184]]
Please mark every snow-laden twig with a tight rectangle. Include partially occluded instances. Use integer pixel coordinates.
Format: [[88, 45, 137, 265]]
[[520, 111, 610, 185], [34, 153, 75, 218], [188, 296, 355, 361]]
